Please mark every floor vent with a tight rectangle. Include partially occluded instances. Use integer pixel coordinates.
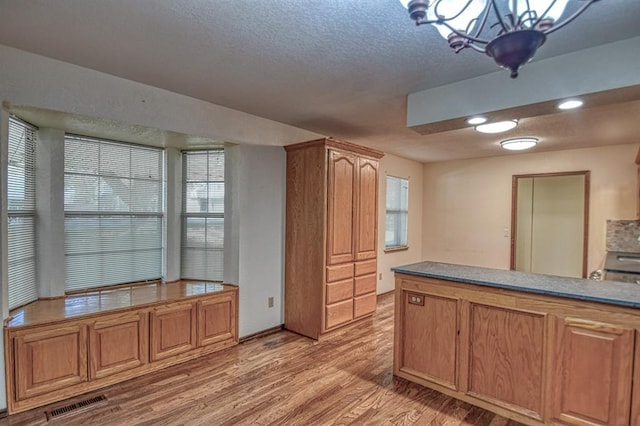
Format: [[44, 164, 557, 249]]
[[45, 395, 108, 421]]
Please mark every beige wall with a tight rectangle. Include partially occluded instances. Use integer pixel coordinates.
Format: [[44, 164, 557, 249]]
[[422, 144, 638, 273], [378, 153, 424, 294]]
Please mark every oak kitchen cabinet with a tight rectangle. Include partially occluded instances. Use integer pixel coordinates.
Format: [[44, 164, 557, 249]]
[[394, 262, 640, 426], [5, 282, 238, 414], [285, 138, 383, 339], [636, 146, 640, 220]]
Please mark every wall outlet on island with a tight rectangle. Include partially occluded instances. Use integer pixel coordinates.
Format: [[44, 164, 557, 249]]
[[268, 297, 274, 308]]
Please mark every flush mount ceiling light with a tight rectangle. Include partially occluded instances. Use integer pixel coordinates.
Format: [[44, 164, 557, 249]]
[[500, 137, 538, 150], [398, 0, 600, 78], [467, 116, 488, 125], [475, 119, 518, 134], [558, 99, 584, 110]]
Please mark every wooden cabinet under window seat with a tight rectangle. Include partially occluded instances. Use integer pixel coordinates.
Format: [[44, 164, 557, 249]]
[[4, 281, 238, 414]]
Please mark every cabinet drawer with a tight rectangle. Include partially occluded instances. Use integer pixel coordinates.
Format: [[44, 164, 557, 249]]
[[326, 279, 354, 304], [326, 299, 353, 329], [355, 260, 376, 277], [326, 263, 354, 282], [354, 274, 376, 296], [354, 293, 377, 318]]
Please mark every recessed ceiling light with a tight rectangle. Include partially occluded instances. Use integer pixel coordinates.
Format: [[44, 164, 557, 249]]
[[467, 116, 487, 125], [500, 137, 538, 151], [475, 120, 518, 134], [558, 99, 584, 110]]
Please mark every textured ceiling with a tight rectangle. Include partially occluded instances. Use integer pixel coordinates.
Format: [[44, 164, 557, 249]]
[[0, 0, 639, 162]]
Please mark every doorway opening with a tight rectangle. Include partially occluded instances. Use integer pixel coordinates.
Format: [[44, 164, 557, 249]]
[[511, 171, 590, 278]]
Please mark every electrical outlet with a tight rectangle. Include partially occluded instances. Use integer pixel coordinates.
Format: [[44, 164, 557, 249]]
[[379, 273, 382, 280], [268, 297, 274, 308]]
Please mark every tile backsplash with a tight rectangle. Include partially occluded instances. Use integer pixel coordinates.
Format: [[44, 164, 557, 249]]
[[607, 220, 640, 253]]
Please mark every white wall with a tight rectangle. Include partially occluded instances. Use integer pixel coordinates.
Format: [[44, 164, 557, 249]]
[[407, 36, 640, 128], [0, 45, 321, 147], [422, 144, 639, 273], [377, 153, 424, 294], [224, 144, 286, 337]]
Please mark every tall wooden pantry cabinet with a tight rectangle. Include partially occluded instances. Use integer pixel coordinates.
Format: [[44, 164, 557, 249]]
[[284, 138, 384, 339]]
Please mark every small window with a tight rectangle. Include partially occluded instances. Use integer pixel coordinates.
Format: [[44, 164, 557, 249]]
[[181, 150, 224, 281], [385, 175, 409, 250]]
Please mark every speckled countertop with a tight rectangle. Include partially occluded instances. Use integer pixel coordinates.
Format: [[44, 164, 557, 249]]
[[392, 261, 640, 309]]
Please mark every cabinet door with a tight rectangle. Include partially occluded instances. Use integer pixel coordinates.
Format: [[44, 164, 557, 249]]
[[467, 303, 545, 419], [150, 302, 197, 361], [89, 311, 147, 380], [550, 317, 633, 426], [354, 157, 379, 261], [399, 292, 458, 390], [197, 294, 237, 347], [13, 324, 88, 400], [327, 150, 356, 265]]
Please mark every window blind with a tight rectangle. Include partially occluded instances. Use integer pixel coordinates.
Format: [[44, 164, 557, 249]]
[[7, 116, 38, 309], [385, 175, 409, 249], [64, 135, 164, 291], [181, 150, 224, 280]]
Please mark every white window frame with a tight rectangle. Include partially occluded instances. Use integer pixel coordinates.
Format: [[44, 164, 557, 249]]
[[181, 149, 224, 281], [385, 175, 409, 251], [7, 116, 38, 309]]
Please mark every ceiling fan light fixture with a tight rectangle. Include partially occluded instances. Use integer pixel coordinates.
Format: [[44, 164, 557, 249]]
[[558, 99, 584, 110], [399, 0, 600, 78], [500, 137, 538, 151], [475, 120, 518, 134], [467, 116, 487, 125]]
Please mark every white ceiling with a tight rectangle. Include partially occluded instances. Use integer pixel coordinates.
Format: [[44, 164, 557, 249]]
[[0, 0, 639, 162]]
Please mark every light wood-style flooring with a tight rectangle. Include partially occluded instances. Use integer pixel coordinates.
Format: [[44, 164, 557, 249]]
[[1, 293, 523, 425]]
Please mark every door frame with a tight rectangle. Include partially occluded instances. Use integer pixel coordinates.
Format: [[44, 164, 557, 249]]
[[510, 171, 590, 278]]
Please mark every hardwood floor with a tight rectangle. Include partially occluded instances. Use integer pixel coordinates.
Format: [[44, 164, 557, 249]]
[[1, 293, 523, 425]]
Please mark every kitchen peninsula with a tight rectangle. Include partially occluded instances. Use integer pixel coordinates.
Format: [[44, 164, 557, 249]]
[[393, 261, 640, 426]]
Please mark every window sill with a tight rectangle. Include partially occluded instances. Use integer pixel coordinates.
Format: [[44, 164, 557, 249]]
[[384, 246, 409, 253]]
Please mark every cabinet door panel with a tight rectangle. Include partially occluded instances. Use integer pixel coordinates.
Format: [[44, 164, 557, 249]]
[[14, 325, 88, 400], [355, 259, 376, 277], [325, 299, 353, 329], [468, 303, 545, 418], [353, 293, 377, 319], [89, 312, 147, 380], [401, 292, 458, 389], [326, 263, 354, 283], [198, 295, 237, 347], [326, 279, 354, 305], [354, 158, 379, 261], [551, 317, 633, 426], [354, 274, 376, 296], [327, 150, 356, 265], [150, 302, 197, 361]]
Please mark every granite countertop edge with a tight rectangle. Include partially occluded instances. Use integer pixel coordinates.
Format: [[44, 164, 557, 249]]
[[392, 261, 640, 309]]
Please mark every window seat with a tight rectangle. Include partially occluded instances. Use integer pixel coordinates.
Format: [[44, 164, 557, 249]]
[[6, 280, 236, 329], [4, 280, 238, 414]]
